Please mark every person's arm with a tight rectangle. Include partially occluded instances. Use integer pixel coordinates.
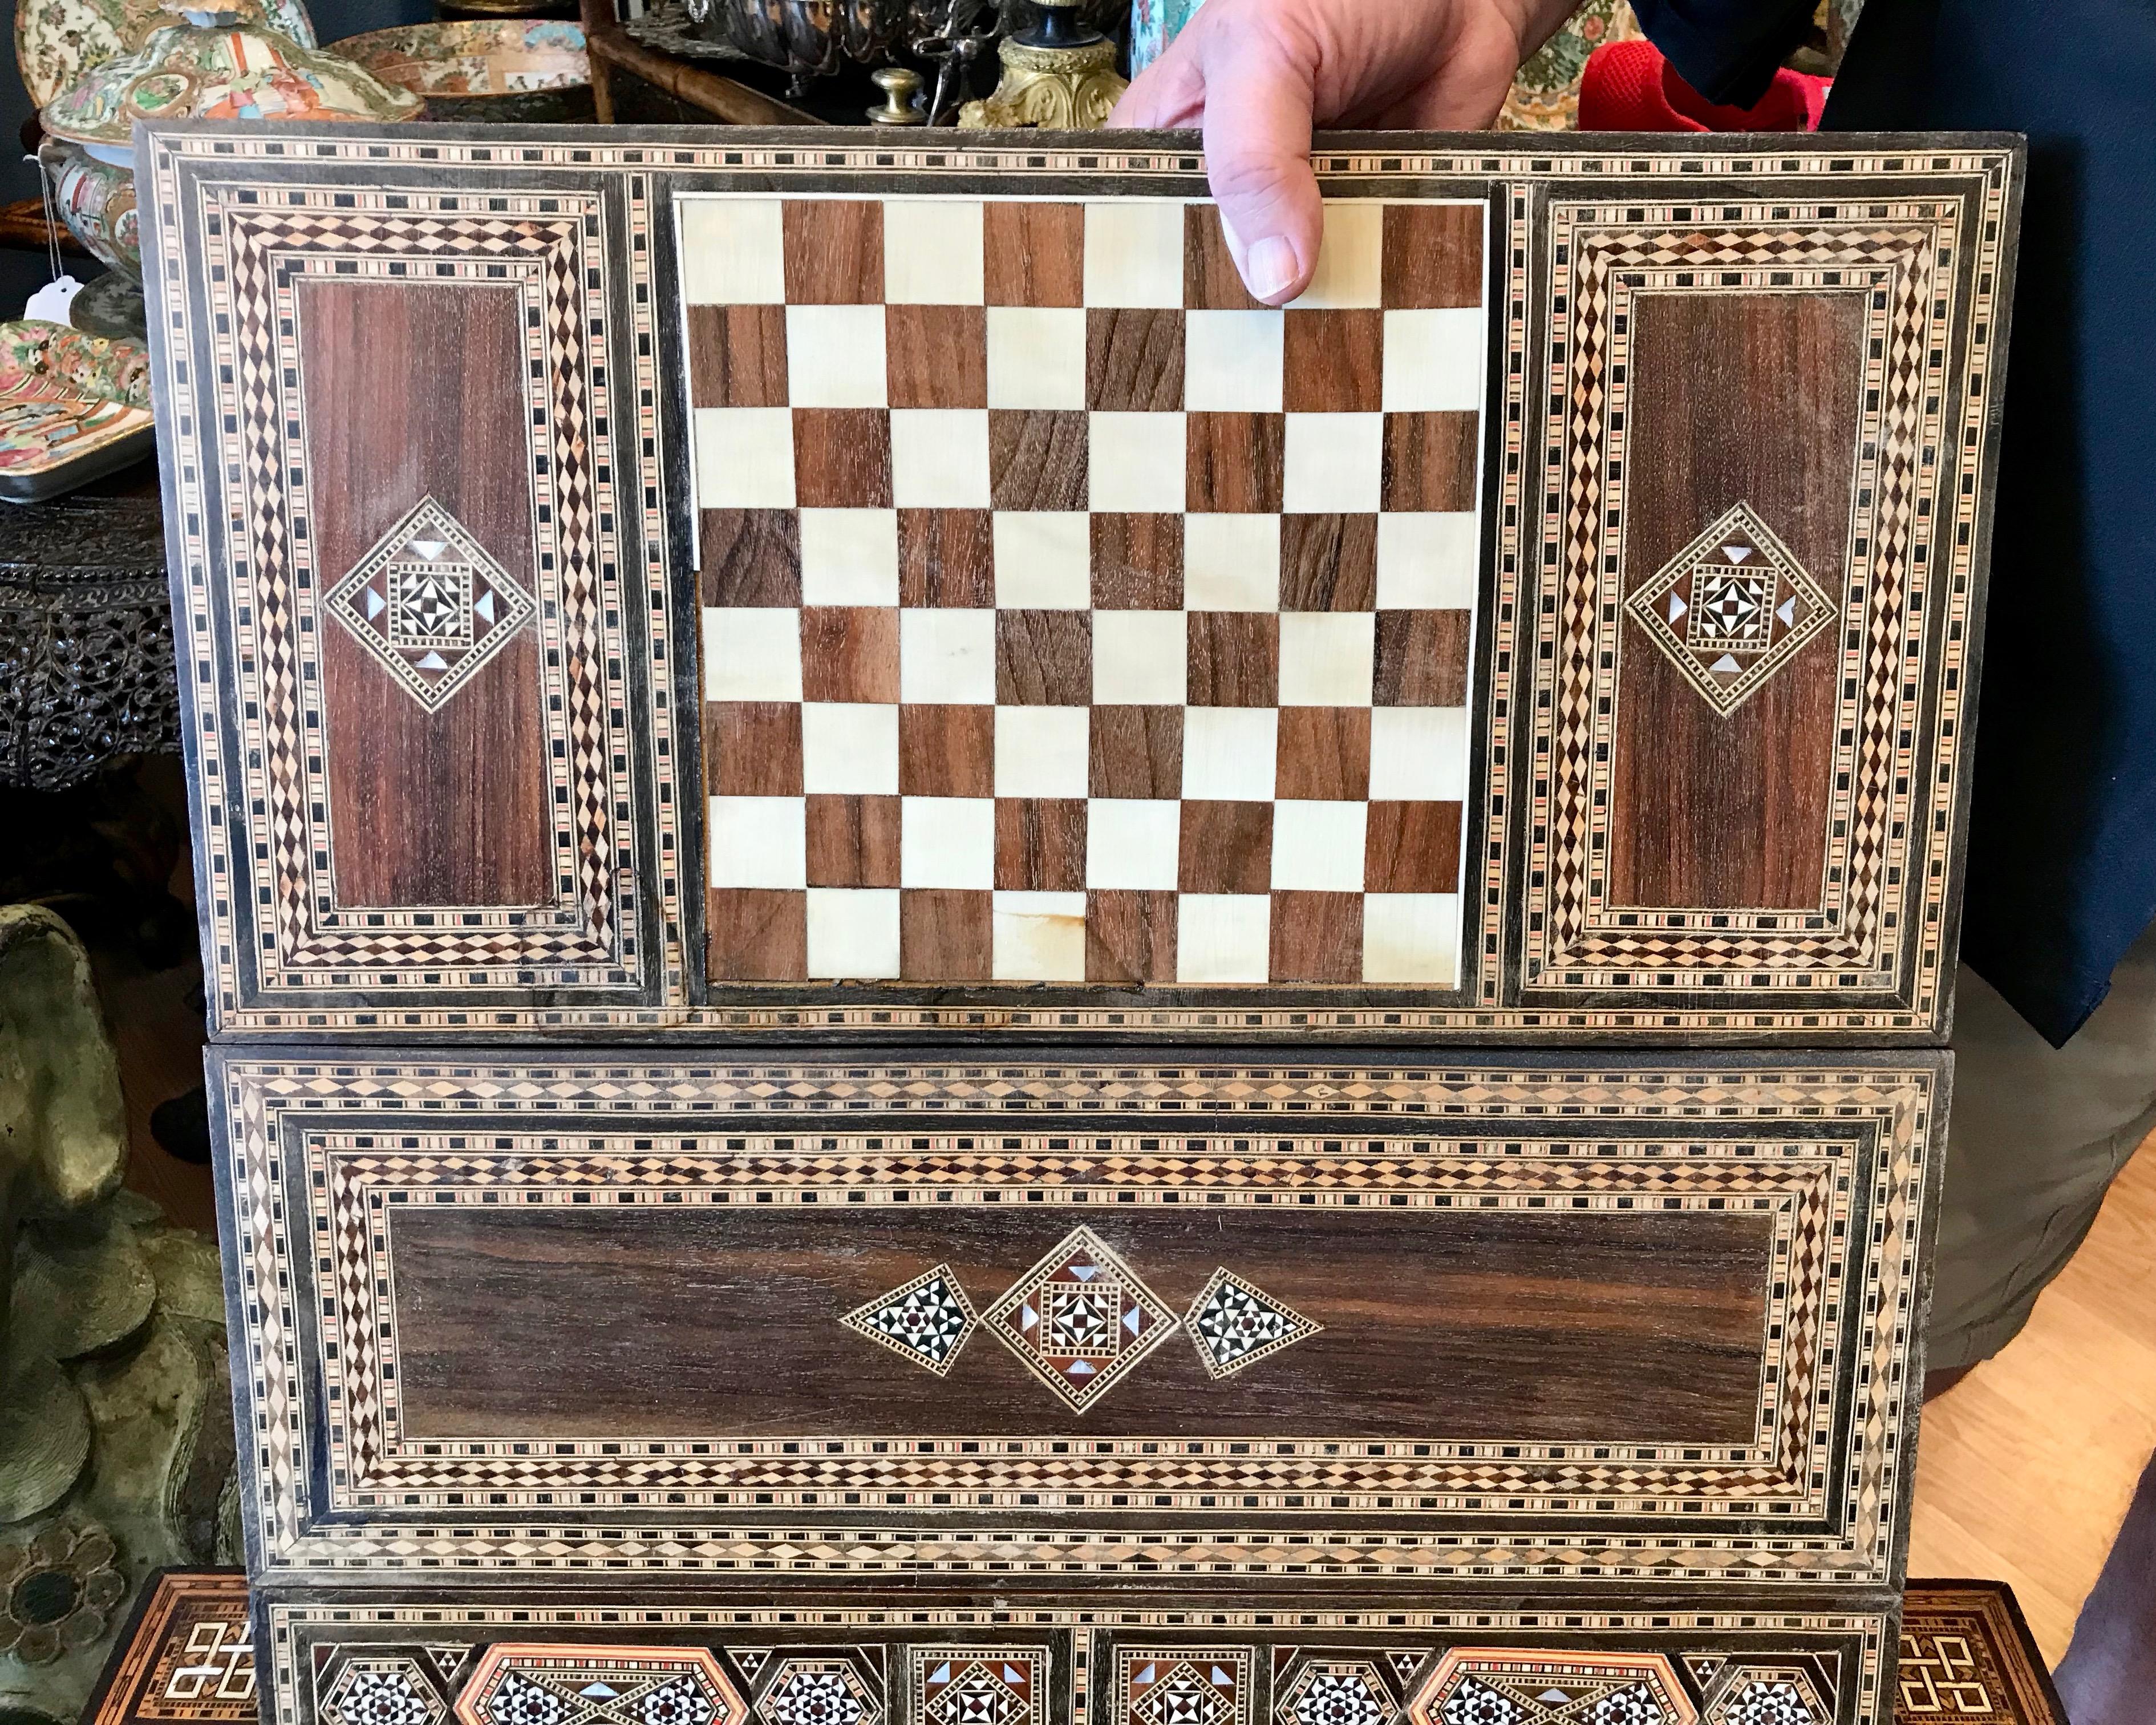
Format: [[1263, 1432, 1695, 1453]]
[[1110, 0, 1580, 303]]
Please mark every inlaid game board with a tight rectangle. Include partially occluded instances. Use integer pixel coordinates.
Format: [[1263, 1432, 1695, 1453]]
[[686, 194, 1484, 986]]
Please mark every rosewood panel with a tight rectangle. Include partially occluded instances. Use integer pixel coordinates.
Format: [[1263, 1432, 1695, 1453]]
[[388, 1204, 1771, 1443], [299, 280, 552, 910], [1604, 290, 1862, 911], [209, 1050, 1942, 1589]]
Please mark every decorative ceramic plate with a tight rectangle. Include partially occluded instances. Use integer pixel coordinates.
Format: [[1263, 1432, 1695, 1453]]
[[14, 0, 315, 110], [337, 18, 586, 95], [0, 319, 155, 504], [335, 18, 591, 120], [39, 14, 421, 148]]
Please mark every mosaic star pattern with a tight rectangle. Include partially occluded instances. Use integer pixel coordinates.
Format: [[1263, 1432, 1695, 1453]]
[[841, 1262, 979, 1375], [759, 1661, 880, 1725], [453, 1648, 743, 1725], [1277, 1665, 1393, 1725], [327, 496, 537, 712], [1623, 501, 1831, 717], [1410, 1653, 1695, 1725], [321, 1661, 442, 1725], [1699, 1672, 1825, 1725], [688, 192, 1485, 989], [982, 1226, 1176, 1412], [1182, 1267, 1322, 1378]]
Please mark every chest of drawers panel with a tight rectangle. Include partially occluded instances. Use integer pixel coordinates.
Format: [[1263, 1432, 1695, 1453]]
[[141, 128, 2019, 1041]]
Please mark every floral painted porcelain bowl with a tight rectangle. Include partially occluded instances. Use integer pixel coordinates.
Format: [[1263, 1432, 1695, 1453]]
[[335, 18, 591, 120], [37, 3, 420, 272], [39, 5, 421, 167], [14, 0, 313, 109]]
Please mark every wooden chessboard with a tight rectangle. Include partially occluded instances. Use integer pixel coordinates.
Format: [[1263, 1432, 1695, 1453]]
[[685, 192, 1486, 987]]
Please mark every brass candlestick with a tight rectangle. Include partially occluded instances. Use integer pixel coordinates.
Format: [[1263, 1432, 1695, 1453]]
[[957, 0, 1125, 129]]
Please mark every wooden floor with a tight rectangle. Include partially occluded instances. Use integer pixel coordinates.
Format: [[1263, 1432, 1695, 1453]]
[[1909, 1127, 2156, 1665]]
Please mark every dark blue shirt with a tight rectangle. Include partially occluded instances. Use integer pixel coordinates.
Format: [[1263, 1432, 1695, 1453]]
[[1635, 0, 2156, 1046]]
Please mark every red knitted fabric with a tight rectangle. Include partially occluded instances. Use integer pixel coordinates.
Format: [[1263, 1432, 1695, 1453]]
[[1577, 38, 1830, 131]]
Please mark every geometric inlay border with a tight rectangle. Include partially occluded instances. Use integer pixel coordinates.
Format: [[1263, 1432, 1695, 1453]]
[[145, 128, 2008, 1035], [209, 1050, 1938, 1584], [1527, 205, 1954, 993]]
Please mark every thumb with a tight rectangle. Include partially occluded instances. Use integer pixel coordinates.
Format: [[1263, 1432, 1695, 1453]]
[[1197, 24, 1322, 305]]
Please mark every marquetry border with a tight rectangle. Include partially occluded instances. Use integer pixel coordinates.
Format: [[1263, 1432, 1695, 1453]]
[[143, 163, 653, 1009], [307, 1134, 1839, 1513], [217, 192, 631, 987], [1525, 204, 1950, 993], [144, 128, 2014, 1036], [212, 1054, 1937, 1585], [257, 1601, 1888, 1725]]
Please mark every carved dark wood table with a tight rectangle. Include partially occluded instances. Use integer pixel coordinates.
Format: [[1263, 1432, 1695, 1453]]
[[0, 479, 177, 788]]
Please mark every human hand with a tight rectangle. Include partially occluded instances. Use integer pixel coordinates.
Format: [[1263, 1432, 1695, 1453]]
[[1109, 0, 1562, 303]]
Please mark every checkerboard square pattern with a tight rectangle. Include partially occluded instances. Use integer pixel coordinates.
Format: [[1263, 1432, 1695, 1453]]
[[688, 193, 1484, 987]]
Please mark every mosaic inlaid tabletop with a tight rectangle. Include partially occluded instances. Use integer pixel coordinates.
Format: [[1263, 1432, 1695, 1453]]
[[688, 194, 1483, 988]]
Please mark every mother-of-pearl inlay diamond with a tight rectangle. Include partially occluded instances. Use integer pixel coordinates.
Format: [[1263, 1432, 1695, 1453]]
[[841, 1263, 979, 1376], [327, 496, 536, 713], [1622, 501, 1832, 718], [1183, 1268, 1322, 1379], [983, 1225, 1174, 1412]]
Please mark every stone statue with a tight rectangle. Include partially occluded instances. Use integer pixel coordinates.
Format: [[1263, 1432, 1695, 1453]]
[[0, 905, 235, 1725]]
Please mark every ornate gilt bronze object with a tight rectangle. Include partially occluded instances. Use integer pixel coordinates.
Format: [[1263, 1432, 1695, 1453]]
[[958, 0, 1124, 128]]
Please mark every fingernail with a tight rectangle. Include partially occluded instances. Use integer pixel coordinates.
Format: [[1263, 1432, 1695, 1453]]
[[1245, 234, 1298, 301]]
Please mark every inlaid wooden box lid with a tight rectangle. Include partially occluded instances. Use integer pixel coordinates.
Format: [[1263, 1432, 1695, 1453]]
[[140, 126, 2020, 1043], [208, 1048, 1942, 1594]]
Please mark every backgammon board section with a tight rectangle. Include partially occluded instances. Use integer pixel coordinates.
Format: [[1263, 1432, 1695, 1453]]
[[207, 1050, 1939, 1590], [140, 122, 2021, 1725], [137, 128, 2020, 1040]]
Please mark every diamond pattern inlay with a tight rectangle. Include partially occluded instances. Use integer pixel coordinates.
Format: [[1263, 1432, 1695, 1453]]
[[841, 1264, 979, 1376], [1118, 1654, 1251, 1725], [326, 496, 536, 712], [1623, 501, 1832, 716], [913, 1651, 1043, 1725], [1184, 1268, 1323, 1379], [983, 1226, 1174, 1412]]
